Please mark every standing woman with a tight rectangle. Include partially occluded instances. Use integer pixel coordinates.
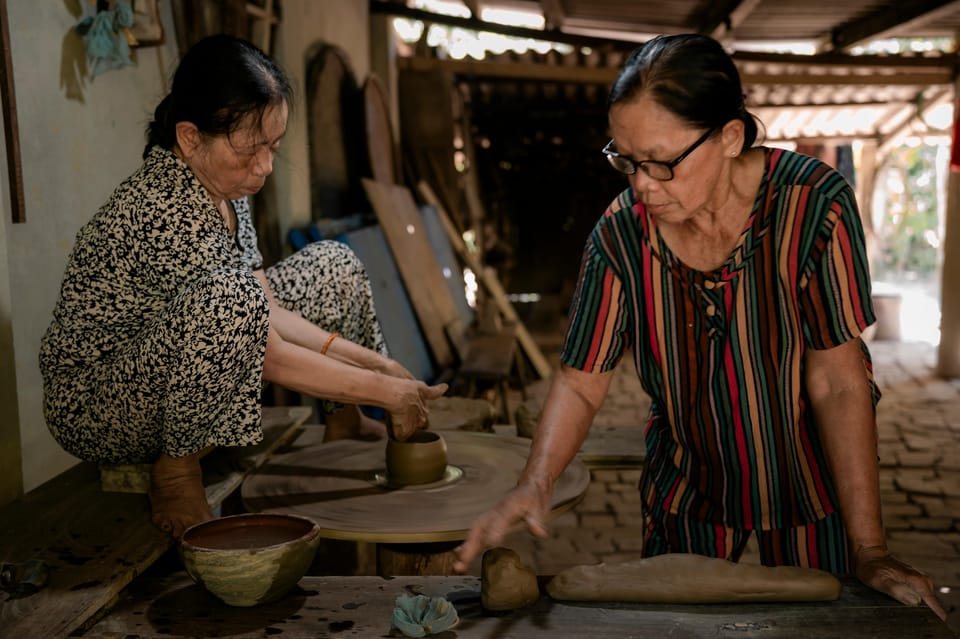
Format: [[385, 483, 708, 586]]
[[453, 34, 944, 619], [40, 35, 446, 538]]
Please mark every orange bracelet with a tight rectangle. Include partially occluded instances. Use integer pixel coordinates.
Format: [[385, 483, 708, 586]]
[[320, 332, 340, 355]]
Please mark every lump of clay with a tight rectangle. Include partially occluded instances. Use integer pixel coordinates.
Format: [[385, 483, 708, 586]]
[[481, 547, 540, 611], [546, 553, 841, 603]]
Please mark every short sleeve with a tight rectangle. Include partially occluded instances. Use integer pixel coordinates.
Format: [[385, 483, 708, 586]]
[[233, 197, 264, 270], [560, 234, 630, 373], [798, 190, 875, 350]]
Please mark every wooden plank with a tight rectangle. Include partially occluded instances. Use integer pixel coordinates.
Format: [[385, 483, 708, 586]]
[[84, 574, 955, 638], [342, 225, 435, 382], [362, 178, 458, 368], [420, 204, 474, 328], [362, 74, 401, 185], [0, 406, 310, 639], [418, 181, 554, 379]]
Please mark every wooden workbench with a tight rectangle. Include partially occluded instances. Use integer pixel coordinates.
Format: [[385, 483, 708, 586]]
[[82, 574, 953, 638]]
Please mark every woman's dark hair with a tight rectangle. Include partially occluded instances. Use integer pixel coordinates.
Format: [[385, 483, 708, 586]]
[[609, 34, 761, 152], [144, 34, 293, 158]]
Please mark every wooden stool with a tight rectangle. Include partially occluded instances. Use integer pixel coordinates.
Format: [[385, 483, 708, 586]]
[[99, 446, 214, 494]]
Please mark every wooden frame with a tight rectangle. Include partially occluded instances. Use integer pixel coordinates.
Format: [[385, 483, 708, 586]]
[[128, 0, 164, 47]]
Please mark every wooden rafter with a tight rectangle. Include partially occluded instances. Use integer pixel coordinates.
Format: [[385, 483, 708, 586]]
[[699, 0, 764, 40], [878, 87, 953, 150], [539, 0, 565, 30], [397, 55, 953, 87], [733, 49, 952, 70], [821, 0, 960, 52], [463, 0, 482, 18], [369, 0, 637, 49]]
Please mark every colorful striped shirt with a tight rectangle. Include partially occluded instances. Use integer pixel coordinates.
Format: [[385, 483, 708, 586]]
[[561, 147, 878, 530]]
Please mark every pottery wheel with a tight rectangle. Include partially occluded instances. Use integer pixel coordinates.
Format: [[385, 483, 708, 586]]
[[241, 430, 590, 543]]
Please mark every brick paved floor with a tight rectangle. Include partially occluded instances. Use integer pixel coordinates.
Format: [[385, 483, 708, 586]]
[[498, 336, 960, 634]]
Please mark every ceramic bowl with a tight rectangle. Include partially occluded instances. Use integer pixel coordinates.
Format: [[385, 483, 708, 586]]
[[179, 512, 321, 607], [385, 431, 448, 485]]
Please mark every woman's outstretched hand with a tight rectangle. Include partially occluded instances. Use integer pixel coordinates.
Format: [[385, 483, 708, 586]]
[[453, 479, 553, 573], [387, 381, 447, 441], [855, 545, 947, 621]]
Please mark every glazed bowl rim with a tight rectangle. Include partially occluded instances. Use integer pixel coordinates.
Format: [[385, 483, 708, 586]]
[[180, 512, 320, 553]]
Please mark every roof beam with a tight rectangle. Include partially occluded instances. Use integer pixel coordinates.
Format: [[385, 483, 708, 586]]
[[370, 0, 637, 49], [821, 0, 960, 52], [698, 0, 765, 40], [539, 0, 566, 30], [397, 55, 953, 86], [732, 49, 954, 70]]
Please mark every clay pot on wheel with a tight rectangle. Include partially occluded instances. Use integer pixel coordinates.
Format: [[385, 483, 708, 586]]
[[386, 431, 448, 485], [179, 513, 321, 607]]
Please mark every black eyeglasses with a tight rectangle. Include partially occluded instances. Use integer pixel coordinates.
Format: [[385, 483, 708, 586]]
[[602, 128, 716, 181]]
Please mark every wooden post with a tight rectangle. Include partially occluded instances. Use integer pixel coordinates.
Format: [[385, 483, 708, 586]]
[[376, 541, 461, 576], [937, 158, 960, 377], [938, 67, 960, 377], [855, 138, 882, 341], [0, 0, 24, 223]]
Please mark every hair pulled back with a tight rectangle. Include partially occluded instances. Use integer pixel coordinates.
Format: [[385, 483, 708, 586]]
[[609, 34, 760, 153], [144, 34, 292, 159]]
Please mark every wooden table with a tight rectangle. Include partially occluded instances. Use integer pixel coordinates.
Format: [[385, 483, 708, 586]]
[[82, 574, 954, 638]]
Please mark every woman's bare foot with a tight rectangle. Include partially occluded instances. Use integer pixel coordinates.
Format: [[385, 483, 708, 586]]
[[323, 405, 388, 442], [149, 451, 214, 538]]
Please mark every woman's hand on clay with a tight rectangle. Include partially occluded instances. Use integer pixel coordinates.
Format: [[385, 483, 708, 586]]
[[855, 545, 946, 620], [387, 380, 447, 441], [453, 479, 552, 573]]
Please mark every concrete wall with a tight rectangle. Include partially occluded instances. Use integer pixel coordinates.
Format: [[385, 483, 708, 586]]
[[0, 1, 372, 501], [1, 1, 180, 496], [269, 0, 370, 240], [0, 168, 21, 506]]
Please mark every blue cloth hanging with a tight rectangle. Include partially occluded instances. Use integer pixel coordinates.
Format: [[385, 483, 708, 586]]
[[75, 1, 135, 79]]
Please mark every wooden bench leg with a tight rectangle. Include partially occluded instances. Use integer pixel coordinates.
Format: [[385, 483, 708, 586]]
[[498, 377, 510, 424]]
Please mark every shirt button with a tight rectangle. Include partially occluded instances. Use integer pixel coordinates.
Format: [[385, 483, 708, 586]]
[[704, 280, 716, 289], [706, 305, 716, 316]]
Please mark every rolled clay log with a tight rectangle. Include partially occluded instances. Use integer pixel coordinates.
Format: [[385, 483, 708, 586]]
[[481, 547, 540, 610], [546, 553, 842, 603]]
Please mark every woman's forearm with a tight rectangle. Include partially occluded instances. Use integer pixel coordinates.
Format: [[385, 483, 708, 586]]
[[255, 269, 390, 372], [520, 365, 613, 486], [270, 302, 388, 369], [261, 325, 401, 410], [806, 341, 886, 553], [811, 386, 886, 552]]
